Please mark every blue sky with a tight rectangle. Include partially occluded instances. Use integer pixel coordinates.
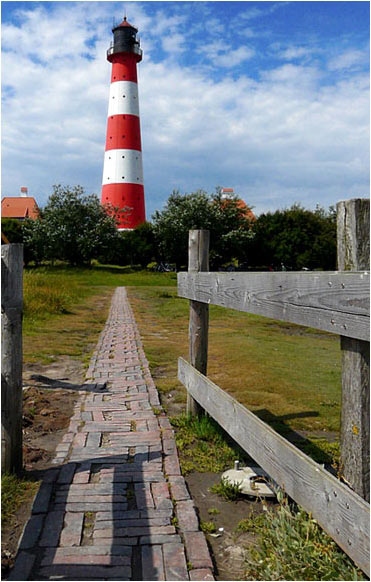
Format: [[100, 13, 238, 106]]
[[2, 1, 370, 217]]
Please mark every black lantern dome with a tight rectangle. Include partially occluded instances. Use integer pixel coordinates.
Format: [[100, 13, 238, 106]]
[[107, 17, 142, 62]]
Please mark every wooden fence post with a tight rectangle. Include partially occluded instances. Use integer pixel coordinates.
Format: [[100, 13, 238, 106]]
[[1, 244, 23, 474], [187, 230, 210, 416], [337, 198, 370, 501]]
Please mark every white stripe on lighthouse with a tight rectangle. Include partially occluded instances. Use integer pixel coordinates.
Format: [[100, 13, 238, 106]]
[[107, 81, 140, 117], [102, 149, 144, 185]]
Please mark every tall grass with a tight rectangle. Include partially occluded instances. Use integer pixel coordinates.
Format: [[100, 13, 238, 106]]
[[23, 271, 85, 322], [242, 497, 367, 581], [23, 265, 176, 328]]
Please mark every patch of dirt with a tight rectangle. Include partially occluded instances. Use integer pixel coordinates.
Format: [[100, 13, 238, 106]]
[[1, 356, 84, 578], [186, 471, 273, 581]]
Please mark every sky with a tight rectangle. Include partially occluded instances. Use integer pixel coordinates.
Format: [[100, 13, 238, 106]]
[[1, 0, 370, 218]]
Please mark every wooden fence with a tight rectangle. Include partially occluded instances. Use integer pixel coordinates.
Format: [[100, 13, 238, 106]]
[[1, 244, 23, 474], [177, 199, 370, 575]]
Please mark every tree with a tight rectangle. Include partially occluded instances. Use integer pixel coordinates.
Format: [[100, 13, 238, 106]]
[[152, 189, 254, 270], [22, 185, 120, 266], [98, 222, 156, 267], [1, 218, 23, 244], [248, 204, 336, 270]]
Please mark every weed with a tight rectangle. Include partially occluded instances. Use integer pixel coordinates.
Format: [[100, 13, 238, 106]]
[[28, 406, 36, 418], [200, 520, 217, 534], [208, 508, 220, 516], [243, 499, 367, 581], [1, 474, 39, 527], [152, 407, 162, 416], [236, 513, 266, 533], [170, 414, 244, 474], [210, 477, 242, 501], [171, 516, 179, 527]]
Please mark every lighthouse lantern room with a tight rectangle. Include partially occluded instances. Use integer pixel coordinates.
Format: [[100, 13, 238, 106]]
[[101, 17, 146, 230]]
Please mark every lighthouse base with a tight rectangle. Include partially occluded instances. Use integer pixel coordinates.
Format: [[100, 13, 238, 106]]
[[101, 183, 145, 229]]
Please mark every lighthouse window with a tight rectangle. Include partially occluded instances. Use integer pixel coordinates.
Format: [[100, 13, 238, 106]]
[[122, 176, 125, 179], [122, 155, 125, 158]]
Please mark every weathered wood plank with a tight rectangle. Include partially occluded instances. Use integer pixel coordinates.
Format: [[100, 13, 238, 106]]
[[187, 230, 210, 416], [177, 271, 369, 340], [1, 244, 23, 474], [178, 357, 370, 575], [337, 198, 370, 501]]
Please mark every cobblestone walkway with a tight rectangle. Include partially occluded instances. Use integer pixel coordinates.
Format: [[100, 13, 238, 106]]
[[10, 288, 214, 581]]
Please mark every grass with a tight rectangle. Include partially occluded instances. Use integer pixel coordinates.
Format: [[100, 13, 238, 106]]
[[128, 286, 342, 463], [21, 265, 343, 461], [241, 498, 367, 581], [210, 476, 243, 501], [22, 265, 176, 364], [170, 414, 244, 474], [1, 473, 40, 528]]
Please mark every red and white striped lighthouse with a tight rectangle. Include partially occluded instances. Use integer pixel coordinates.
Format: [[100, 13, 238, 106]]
[[101, 17, 145, 230]]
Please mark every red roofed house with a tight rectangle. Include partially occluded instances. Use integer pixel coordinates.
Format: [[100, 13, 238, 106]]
[[220, 187, 256, 221], [2, 188, 39, 220]]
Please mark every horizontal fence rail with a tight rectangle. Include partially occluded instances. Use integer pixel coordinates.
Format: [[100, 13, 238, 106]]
[[178, 357, 370, 575], [178, 271, 370, 341]]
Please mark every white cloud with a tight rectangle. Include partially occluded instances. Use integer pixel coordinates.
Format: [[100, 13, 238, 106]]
[[327, 49, 368, 72]]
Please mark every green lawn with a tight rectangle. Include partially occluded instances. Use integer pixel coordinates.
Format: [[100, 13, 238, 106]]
[[23, 265, 342, 461]]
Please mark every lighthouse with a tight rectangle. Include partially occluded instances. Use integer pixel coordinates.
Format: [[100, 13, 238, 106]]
[[101, 17, 145, 230]]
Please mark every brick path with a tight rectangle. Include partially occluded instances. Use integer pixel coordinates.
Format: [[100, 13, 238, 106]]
[[10, 288, 214, 581]]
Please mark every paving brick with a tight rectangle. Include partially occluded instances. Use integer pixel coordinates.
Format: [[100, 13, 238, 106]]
[[183, 532, 213, 570], [169, 476, 191, 501], [72, 467, 91, 484], [59, 512, 84, 546], [164, 452, 181, 476], [163, 542, 189, 581], [53, 502, 128, 512], [41, 553, 131, 566], [86, 432, 102, 447], [38, 565, 131, 579], [93, 525, 175, 538], [19, 514, 44, 549], [152, 481, 174, 511], [58, 463, 77, 485], [42, 546, 132, 558], [142, 544, 165, 581], [32, 482, 53, 514], [135, 483, 155, 509], [95, 517, 170, 529], [139, 534, 181, 545], [189, 568, 215, 581], [55, 494, 127, 504], [72, 432, 87, 447], [176, 500, 199, 532], [8, 551, 36, 581], [39, 511, 65, 547]]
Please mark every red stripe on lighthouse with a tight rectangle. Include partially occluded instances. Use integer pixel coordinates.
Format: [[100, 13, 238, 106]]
[[110, 56, 138, 83], [105, 114, 142, 151], [102, 183, 145, 230]]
